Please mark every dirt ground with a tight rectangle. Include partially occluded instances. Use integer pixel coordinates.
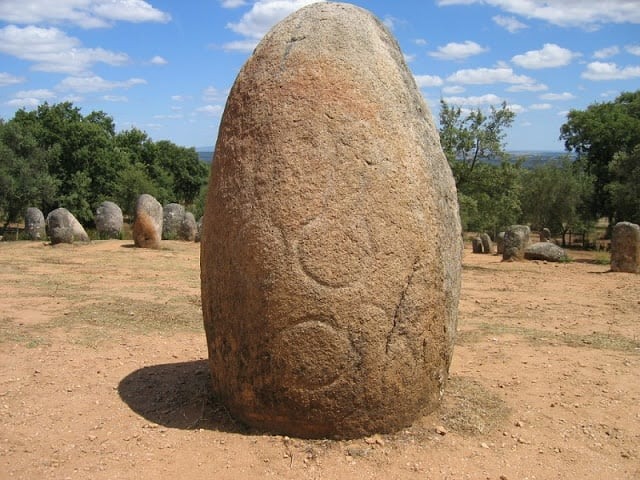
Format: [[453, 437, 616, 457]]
[[1, 240, 638, 479]]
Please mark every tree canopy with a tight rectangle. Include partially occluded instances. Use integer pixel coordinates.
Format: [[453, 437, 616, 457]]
[[560, 90, 640, 225], [0, 102, 209, 230]]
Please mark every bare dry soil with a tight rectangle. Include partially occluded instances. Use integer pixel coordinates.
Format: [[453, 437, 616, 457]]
[[1, 240, 638, 479]]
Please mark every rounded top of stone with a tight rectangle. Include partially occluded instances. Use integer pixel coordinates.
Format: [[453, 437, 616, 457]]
[[255, 1, 401, 65]]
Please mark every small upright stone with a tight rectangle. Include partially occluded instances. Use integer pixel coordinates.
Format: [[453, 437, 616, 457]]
[[496, 231, 505, 254], [480, 233, 493, 254], [472, 237, 484, 253], [46, 208, 89, 244], [95, 201, 123, 239], [133, 194, 162, 248], [180, 212, 198, 242], [201, 2, 462, 439], [502, 225, 530, 262], [610, 222, 640, 273], [162, 203, 186, 240], [540, 228, 551, 242], [195, 216, 203, 243], [24, 207, 46, 240]]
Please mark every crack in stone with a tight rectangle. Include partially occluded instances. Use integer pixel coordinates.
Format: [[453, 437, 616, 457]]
[[386, 258, 420, 354]]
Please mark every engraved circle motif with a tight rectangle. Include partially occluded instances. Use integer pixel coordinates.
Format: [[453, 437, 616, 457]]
[[298, 216, 370, 288], [271, 319, 352, 390]]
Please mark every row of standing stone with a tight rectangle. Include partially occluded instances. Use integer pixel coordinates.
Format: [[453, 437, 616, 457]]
[[22, 194, 201, 247], [471, 222, 640, 273]]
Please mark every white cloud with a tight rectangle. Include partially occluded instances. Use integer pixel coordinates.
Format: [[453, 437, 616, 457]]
[[414, 74, 443, 88], [224, 0, 325, 51], [150, 55, 168, 65], [414, 38, 427, 46], [507, 82, 548, 92], [507, 104, 525, 114], [383, 15, 401, 31], [0, 25, 129, 74], [511, 43, 578, 69], [436, 0, 640, 28], [221, 39, 261, 53], [593, 46, 620, 59], [446, 67, 534, 85], [7, 88, 56, 108], [625, 44, 640, 56], [103, 94, 128, 102], [443, 93, 503, 106], [530, 103, 552, 110], [442, 85, 465, 94], [404, 53, 416, 63], [581, 61, 640, 80], [221, 0, 247, 7], [539, 92, 575, 101], [196, 105, 224, 116], [203, 86, 227, 102], [171, 95, 191, 102], [0, 0, 170, 28], [0, 72, 25, 87], [493, 15, 527, 33], [428, 41, 488, 60], [600, 89, 618, 98], [56, 75, 146, 93]]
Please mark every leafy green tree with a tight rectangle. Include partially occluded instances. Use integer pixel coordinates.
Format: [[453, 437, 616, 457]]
[[606, 145, 640, 224], [439, 99, 515, 188], [560, 90, 640, 224], [1, 102, 210, 228], [520, 158, 593, 246], [0, 122, 59, 231], [439, 99, 520, 234]]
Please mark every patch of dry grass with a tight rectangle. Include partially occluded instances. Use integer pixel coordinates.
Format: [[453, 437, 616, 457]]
[[456, 322, 640, 353], [439, 375, 511, 435]]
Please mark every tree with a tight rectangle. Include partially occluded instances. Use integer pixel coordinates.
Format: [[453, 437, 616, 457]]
[[438, 99, 519, 234], [606, 145, 640, 225], [560, 90, 640, 225], [1, 102, 210, 229], [439, 99, 515, 188], [520, 157, 593, 246], [0, 122, 59, 231]]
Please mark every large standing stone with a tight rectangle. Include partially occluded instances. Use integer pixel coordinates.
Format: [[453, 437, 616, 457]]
[[502, 225, 530, 261], [524, 242, 568, 262], [610, 221, 640, 273], [95, 201, 123, 239], [46, 208, 89, 244], [162, 203, 186, 240], [201, 2, 462, 439], [133, 194, 162, 249], [24, 207, 46, 240]]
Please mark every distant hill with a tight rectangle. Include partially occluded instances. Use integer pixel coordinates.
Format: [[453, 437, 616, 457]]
[[197, 150, 214, 163], [196, 148, 573, 168]]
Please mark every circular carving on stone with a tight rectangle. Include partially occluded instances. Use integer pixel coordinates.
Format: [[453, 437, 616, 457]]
[[298, 216, 370, 287], [271, 319, 352, 390]]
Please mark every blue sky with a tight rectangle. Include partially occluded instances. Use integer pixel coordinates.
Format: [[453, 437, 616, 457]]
[[0, 0, 639, 152]]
